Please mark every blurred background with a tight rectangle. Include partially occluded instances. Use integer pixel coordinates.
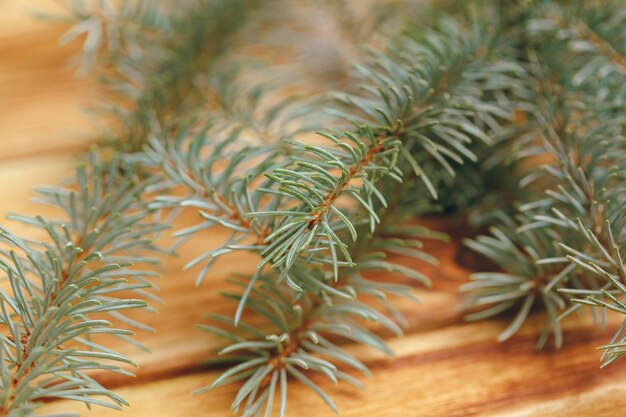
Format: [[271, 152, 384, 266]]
[[0, 1, 94, 203]]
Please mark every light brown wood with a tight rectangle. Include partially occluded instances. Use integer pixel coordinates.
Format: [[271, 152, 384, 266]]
[[2, 4, 626, 416]]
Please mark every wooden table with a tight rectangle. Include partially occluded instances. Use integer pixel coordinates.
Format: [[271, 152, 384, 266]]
[[2, 2, 626, 416]]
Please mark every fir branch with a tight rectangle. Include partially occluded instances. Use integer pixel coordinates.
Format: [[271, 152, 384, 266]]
[[539, 0, 626, 81], [198, 216, 443, 416], [463, 0, 626, 349], [0, 1, 269, 414], [249, 15, 525, 283], [0, 153, 161, 416], [135, 8, 523, 302], [59, 0, 264, 152], [181, 15, 524, 416], [133, 100, 304, 286]]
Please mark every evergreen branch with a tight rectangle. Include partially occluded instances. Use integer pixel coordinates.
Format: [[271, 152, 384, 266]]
[[186, 15, 524, 416], [198, 218, 443, 416], [59, 0, 264, 152], [0, 153, 161, 416], [250, 15, 525, 283], [0, 2, 268, 414], [462, 220, 571, 348], [135, 8, 523, 321], [133, 100, 302, 286], [540, 0, 626, 81], [464, 0, 626, 350]]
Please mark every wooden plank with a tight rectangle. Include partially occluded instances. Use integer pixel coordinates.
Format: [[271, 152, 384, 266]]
[[39, 318, 626, 417]]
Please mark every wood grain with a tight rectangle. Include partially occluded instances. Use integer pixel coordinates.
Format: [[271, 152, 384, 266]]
[[2, 3, 626, 416]]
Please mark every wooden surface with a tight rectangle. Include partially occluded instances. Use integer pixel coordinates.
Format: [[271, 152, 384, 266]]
[[2, 3, 626, 416]]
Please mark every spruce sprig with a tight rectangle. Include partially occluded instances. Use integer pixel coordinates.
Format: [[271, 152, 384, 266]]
[[463, 0, 626, 351], [0, 153, 161, 416], [60, 0, 263, 152], [0, 0, 260, 414], [145, 15, 525, 415]]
